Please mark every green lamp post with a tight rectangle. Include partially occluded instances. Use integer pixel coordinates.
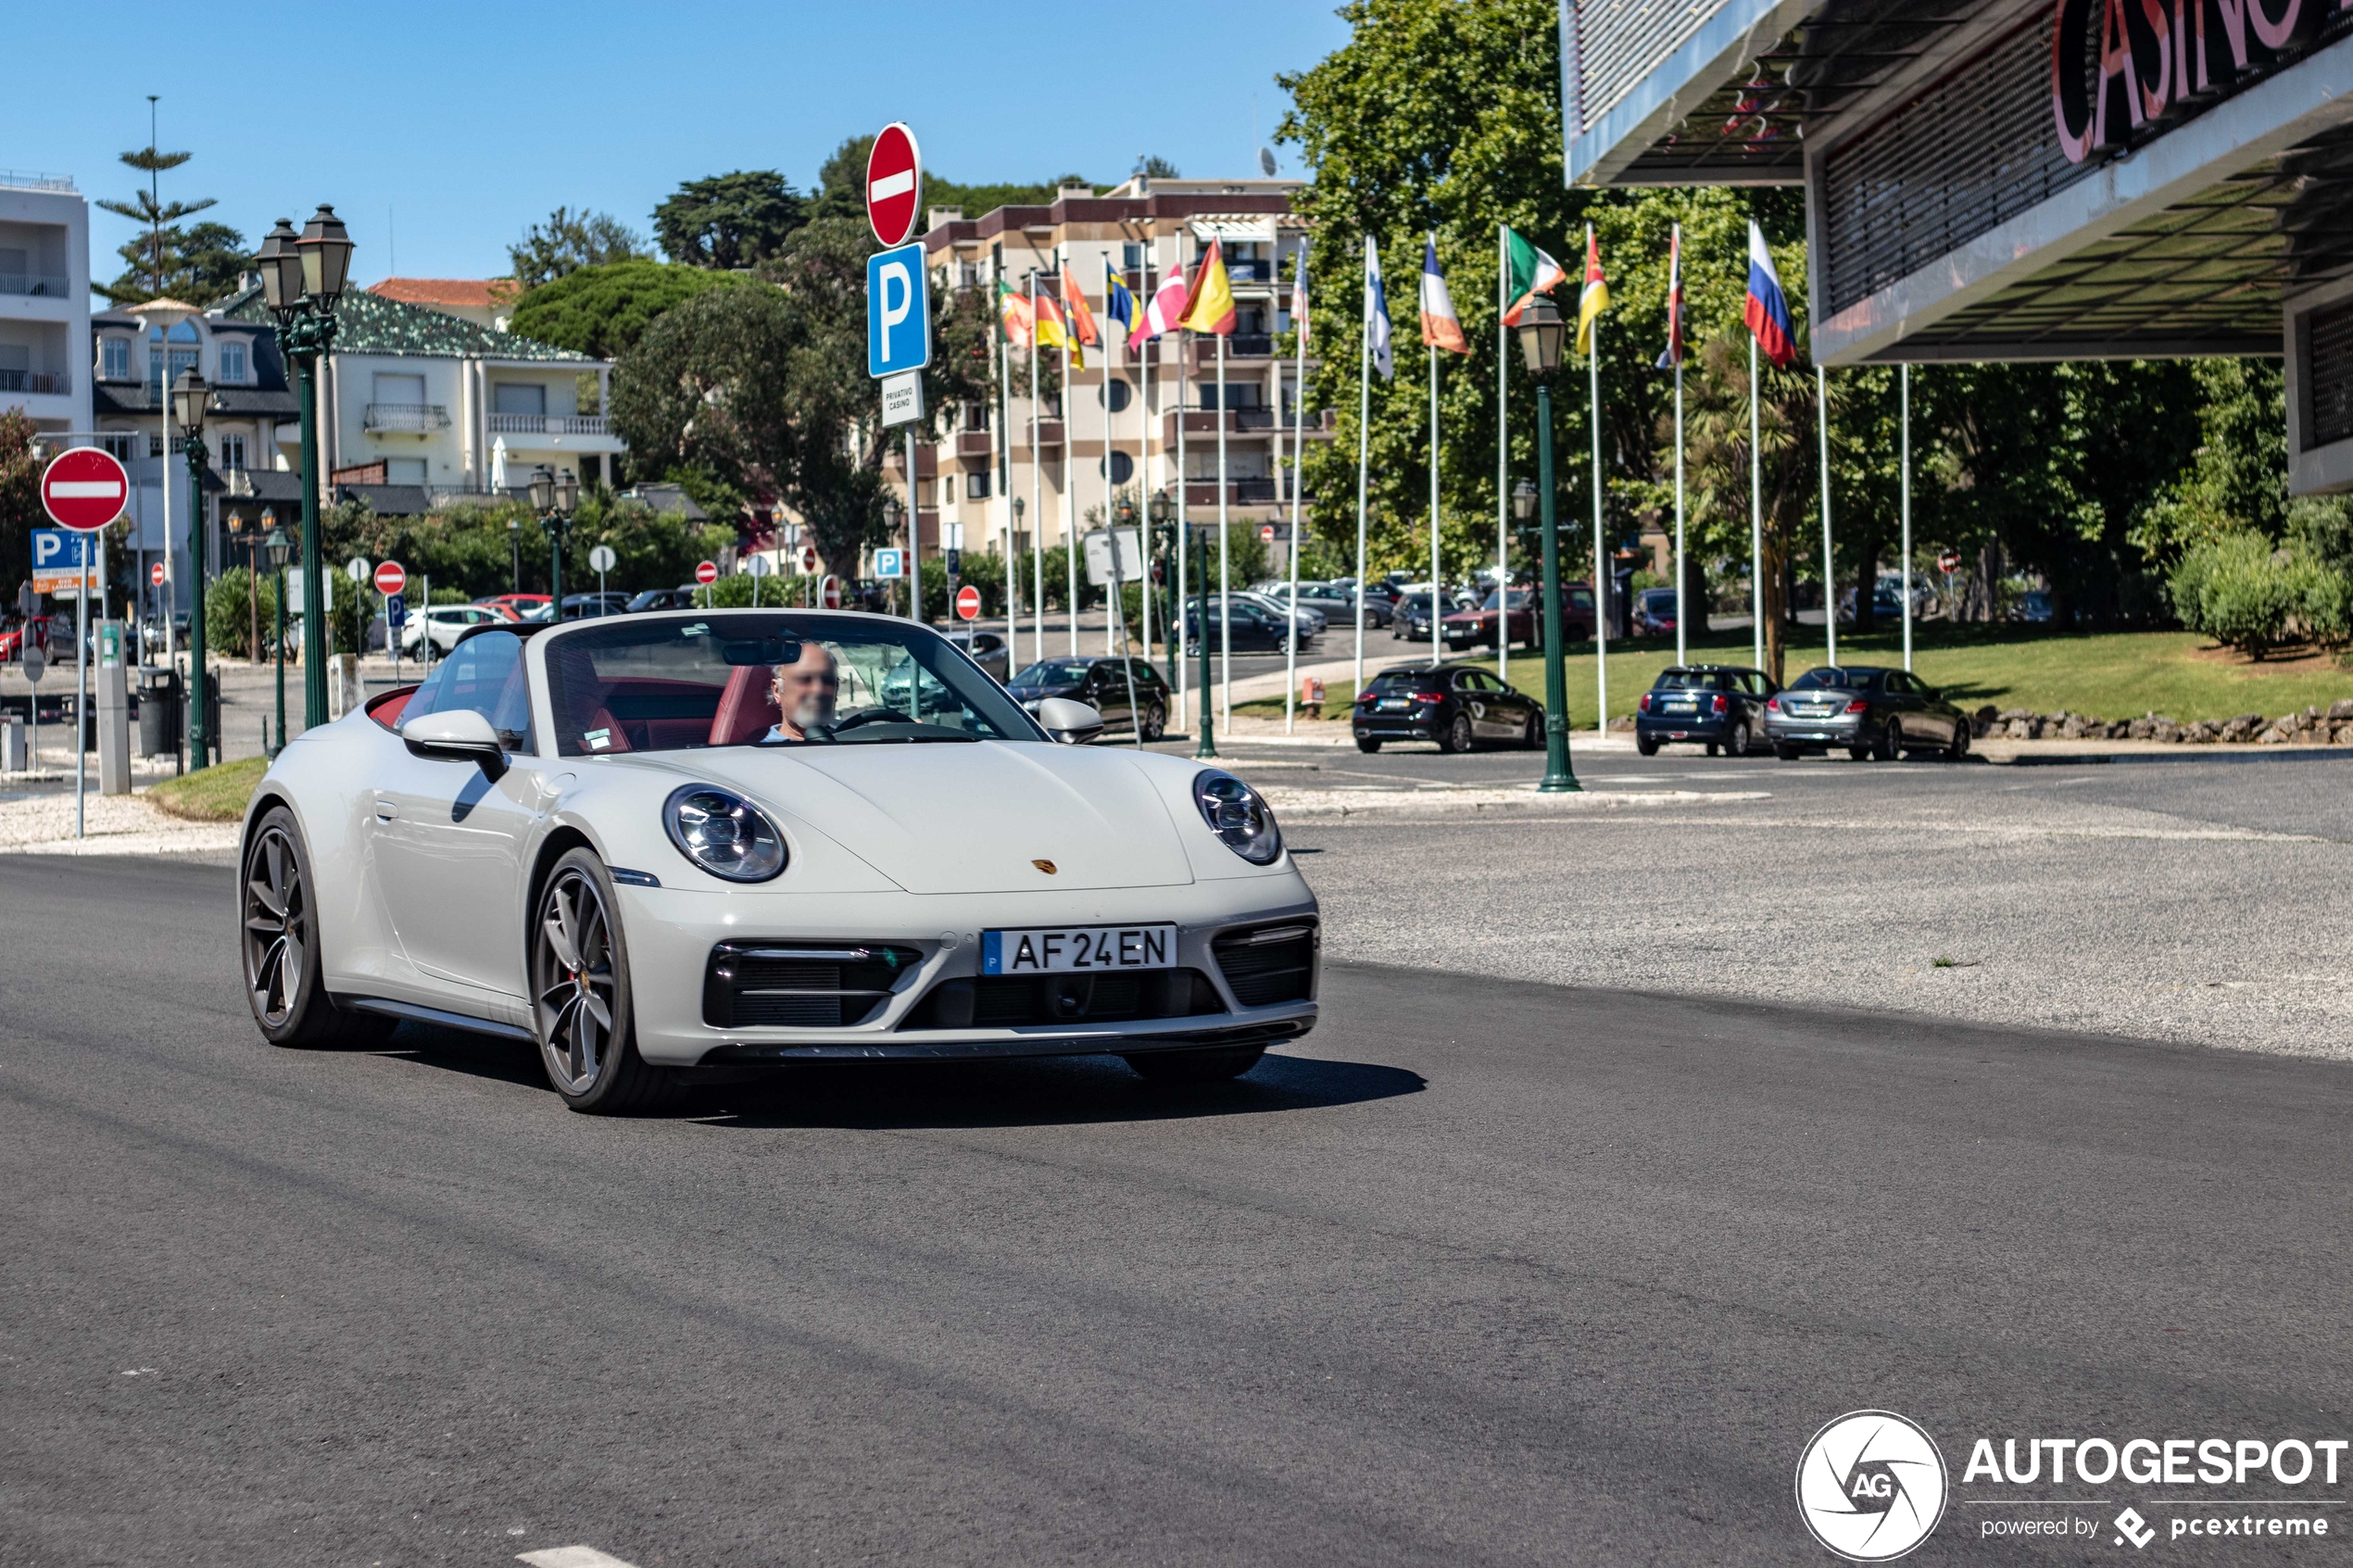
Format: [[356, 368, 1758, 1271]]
[[254, 206, 355, 733], [170, 369, 212, 771], [264, 519, 291, 759], [1516, 294, 1580, 793], [1191, 516, 1216, 761], [532, 467, 578, 617]]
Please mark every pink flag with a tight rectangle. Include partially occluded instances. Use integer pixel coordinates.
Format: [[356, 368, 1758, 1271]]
[[1132, 265, 1189, 345]]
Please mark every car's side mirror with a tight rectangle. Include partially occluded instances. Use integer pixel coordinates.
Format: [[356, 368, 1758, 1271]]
[[1035, 697, 1104, 746], [403, 709, 509, 779]]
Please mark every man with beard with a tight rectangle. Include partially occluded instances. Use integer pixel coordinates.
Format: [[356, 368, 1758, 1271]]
[[763, 640, 841, 742]]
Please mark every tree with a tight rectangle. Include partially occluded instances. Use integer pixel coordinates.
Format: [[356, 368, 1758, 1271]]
[[1133, 155, 1180, 180], [507, 207, 648, 290], [0, 410, 40, 606], [508, 259, 740, 360], [95, 144, 244, 307], [810, 134, 1091, 226], [651, 172, 806, 270]]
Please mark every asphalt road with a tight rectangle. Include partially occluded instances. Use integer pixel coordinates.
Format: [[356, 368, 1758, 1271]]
[[8, 853, 2353, 1565]]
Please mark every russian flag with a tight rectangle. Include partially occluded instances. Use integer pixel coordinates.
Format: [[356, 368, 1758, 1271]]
[[1743, 220, 1799, 369]]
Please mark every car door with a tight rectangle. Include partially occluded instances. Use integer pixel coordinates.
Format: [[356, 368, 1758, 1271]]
[[1086, 661, 1132, 727], [369, 629, 547, 1001], [1453, 670, 1510, 740]]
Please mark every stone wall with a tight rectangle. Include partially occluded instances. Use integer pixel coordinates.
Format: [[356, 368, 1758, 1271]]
[[1970, 699, 2353, 745]]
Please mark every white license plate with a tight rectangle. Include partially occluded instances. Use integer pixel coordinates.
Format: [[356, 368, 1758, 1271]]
[[982, 924, 1176, 974]]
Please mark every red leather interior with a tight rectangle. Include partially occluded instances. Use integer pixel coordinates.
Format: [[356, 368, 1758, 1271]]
[[709, 665, 778, 746], [366, 686, 418, 730], [581, 707, 633, 752]]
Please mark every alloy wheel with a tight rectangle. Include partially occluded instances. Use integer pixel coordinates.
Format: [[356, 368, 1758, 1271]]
[[243, 825, 308, 1028], [535, 869, 619, 1095]]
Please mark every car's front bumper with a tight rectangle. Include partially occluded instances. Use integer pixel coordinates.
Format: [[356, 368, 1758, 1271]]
[[614, 878, 1320, 1068]]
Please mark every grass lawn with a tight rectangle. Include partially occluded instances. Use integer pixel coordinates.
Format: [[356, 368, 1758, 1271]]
[[147, 755, 269, 822], [1238, 623, 2353, 726]]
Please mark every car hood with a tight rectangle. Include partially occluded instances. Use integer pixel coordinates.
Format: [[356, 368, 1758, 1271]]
[[610, 742, 1196, 894]]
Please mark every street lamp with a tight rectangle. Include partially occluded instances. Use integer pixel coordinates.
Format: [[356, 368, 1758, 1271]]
[[255, 206, 354, 732], [1515, 294, 1579, 793], [263, 517, 291, 759], [508, 512, 524, 596], [1190, 514, 1215, 761], [171, 369, 211, 772], [533, 467, 577, 617]]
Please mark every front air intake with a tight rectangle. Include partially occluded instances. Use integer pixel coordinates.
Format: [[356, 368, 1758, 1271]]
[[702, 942, 923, 1028]]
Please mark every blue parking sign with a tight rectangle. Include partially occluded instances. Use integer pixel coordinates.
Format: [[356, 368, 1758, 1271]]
[[385, 593, 407, 628], [31, 528, 96, 592], [875, 548, 905, 580], [866, 243, 931, 378]]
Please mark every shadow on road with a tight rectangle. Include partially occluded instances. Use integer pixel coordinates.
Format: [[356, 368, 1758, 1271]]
[[375, 1022, 1423, 1129]]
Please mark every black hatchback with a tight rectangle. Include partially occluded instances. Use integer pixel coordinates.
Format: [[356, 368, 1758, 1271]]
[[1635, 664, 1779, 757], [1352, 662, 1542, 754]]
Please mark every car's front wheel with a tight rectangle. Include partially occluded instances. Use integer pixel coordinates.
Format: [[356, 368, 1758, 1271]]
[[1138, 701, 1166, 742], [1947, 721, 1970, 761], [1438, 712, 1474, 754], [531, 849, 673, 1114], [1124, 1045, 1265, 1084], [242, 807, 396, 1048]]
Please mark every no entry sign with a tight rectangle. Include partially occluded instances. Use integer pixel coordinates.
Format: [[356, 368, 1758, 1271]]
[[955, 584, 981, 621], [820, 574, 843, 610], [40, 447, 129, 532], [373, 560, 407, 596], [150, 560, 166, 587], [694, 559, 719, 585], [864, 123, 922, 248]]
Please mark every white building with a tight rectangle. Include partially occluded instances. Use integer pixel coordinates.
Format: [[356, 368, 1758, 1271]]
[[0, 169, 94, 439]]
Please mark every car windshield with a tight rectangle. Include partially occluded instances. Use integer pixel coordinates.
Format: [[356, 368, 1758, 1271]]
[[1653, 670, 1721, 691], [1368, 672, 1441, 693], [1013, 660, 1093, 686], [1791, 667, 1876, 691], [546, 612, 1038, 758], [1478, 591, 1529, 611]]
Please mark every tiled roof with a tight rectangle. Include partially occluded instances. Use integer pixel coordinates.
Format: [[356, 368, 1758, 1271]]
[[218, 283, 597, 364], [368, 277, 520, 309]]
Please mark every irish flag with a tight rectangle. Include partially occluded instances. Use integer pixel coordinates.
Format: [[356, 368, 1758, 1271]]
[[1419, 233, 1467, 354], [1502, 228, 1566, 327]]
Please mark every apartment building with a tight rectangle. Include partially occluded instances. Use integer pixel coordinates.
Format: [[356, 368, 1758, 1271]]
[[914, 176, 1331, 570], [0, 170, 94, 439]]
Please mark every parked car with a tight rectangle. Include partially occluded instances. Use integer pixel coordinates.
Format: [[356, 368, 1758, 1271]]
[[1184, 596, 1305, 655], [401, 603, 507, 656], [1253, 580, 1388, 630], [560, 593, 631, 620], [1007, 657, 1172, 741], [477, 594, 553, 622], [1633, 588, 1680, 637], [0, 614, 65, 662], [1392, 593, 1443, 642], [1236, 590, 1326, 635], [1441, 589, 1540, 649], [2014, 589, 2053, 622], [1634, 664, 1778, 757], [1351, 662, 1543, 755], [941, 628, 1010, 684], [626, 587, 702, 613], [1763, 665, 1969, 761]]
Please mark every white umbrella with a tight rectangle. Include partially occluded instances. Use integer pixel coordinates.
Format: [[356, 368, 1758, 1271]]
[[489, 435, 509, 495]]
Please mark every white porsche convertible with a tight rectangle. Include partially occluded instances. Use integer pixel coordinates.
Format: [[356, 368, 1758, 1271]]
[[238, 610, 1318, 1111]]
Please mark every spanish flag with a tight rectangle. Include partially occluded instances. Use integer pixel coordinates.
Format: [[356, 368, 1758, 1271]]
[[997, 279, 1031, 348], [1179, 238, 1237, 335], [1576, 227, 1609, 358]]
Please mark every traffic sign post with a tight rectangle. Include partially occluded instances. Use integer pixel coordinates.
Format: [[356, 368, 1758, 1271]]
[[864, 122, 923, 248], [866, 125, 930, 628], [150, 560, 165, 589], [821, 574, 843, 611], [588, 544, 616, 614], [746, 550, 770, 609], [695, 558, 718, 608], [40, 448, 124, 840], [875, 549, 904, 580], [373, 560, 406, 596], [955, 584, 981, 621]]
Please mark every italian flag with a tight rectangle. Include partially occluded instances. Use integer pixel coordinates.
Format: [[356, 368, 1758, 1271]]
[[1502, 228, 1566, 327]]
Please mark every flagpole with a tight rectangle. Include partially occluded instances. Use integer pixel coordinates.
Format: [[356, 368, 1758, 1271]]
[[1428, 339, 1441, 673], [1217, 329, 1231, 728], [1749, 334, 1764, 673], [1102, 282, 1115, 659], [1028, 270, 1045, 673], [1063, 330, 1078, 659], [1671, 222, 1687, 669], [1496, 221, 1509, 684], [1354, 241, 1373, 700], [1000, 304, 1019, 660], [1590, 304, 1605, 734], [1900, 362, 1913, 672], [1285, 245, 1307, 735], [1176, 320, 1189, 733], [1137, 310, 1153, 678], [1817, 362, 1835, 669]]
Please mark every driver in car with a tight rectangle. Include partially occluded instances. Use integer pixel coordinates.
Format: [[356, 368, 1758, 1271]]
[[764, 641, 840, 742]]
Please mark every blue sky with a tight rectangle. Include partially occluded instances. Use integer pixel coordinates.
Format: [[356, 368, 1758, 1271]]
[[5, 1, 1351, 288]]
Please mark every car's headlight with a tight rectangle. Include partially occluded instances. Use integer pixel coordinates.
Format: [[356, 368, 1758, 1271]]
[[1193, 770, 1282, 865], [662, 784, 786, 883]]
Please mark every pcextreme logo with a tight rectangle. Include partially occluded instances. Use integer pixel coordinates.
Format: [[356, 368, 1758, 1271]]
[[1796, 1411, 1950, 1562]]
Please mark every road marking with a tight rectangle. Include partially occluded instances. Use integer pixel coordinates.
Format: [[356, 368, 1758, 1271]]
[[519, 1549, 642, 1568]]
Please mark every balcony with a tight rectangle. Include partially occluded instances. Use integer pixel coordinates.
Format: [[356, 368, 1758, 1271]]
[[1181, 479, 1282, 508], [0, 369, 66, 395], [0, 273, 70, 299], [1188, 334, 1277, 368], [487, 412, 610, 437], [954, 430, 995, 459], [365, 402, 451, 433], [1027, 419, 1064, 449]]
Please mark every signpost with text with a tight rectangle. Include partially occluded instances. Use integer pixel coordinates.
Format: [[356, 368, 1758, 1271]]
[[867, 121, 929, 621]]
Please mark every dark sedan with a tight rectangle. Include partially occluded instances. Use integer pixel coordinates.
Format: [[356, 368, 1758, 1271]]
[[1635, 664, 1778, 756], [1763, 665, 1970, 761], [1633, 588, 1680, 637], [1008, 657, 1172, 740], [1351, 662, 1543, 754], [625, 586, 701, 613], [1184, 597, 1302, 655]]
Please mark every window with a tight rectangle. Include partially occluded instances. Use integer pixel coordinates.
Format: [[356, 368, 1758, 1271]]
[[217, 340, 248, 383], [403, 629, 535, 752], [494, 383, 546, 417], [967, 470, 990, 500], [384, 458, 427, 483], [219, 434, 248, 472], [938, 474, 955, 504], [1123, 243, 1145, 270], [99, 336, 131, 381], [147, 320, 197, 396], [1099, 379, 1131, 413], [374, 371, 427, 407]]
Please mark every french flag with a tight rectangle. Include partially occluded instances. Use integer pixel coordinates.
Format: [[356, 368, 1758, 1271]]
[[1743, 220, 1799, 369]]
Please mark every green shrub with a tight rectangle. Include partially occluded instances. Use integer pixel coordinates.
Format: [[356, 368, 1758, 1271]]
[[202, 567, 280, 659], [2173, 533, 2294, 658]]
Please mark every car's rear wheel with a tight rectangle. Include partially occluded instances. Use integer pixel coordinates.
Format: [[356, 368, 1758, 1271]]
[[1138, 701, 1166, 742], [1637, 734, 1660, 757], [1356, 736, 1381, 753], [1877, 721, 1901, 761], [1775, 743, 1803, 761], [1124, 1045, 1265, 1084], [1439, 712, 1474, 754], [242, 807, 395, 1048], [1522, 713, 1542, 749], [531, 849, 673, 1114], [1947, 721, 1970, 761]]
